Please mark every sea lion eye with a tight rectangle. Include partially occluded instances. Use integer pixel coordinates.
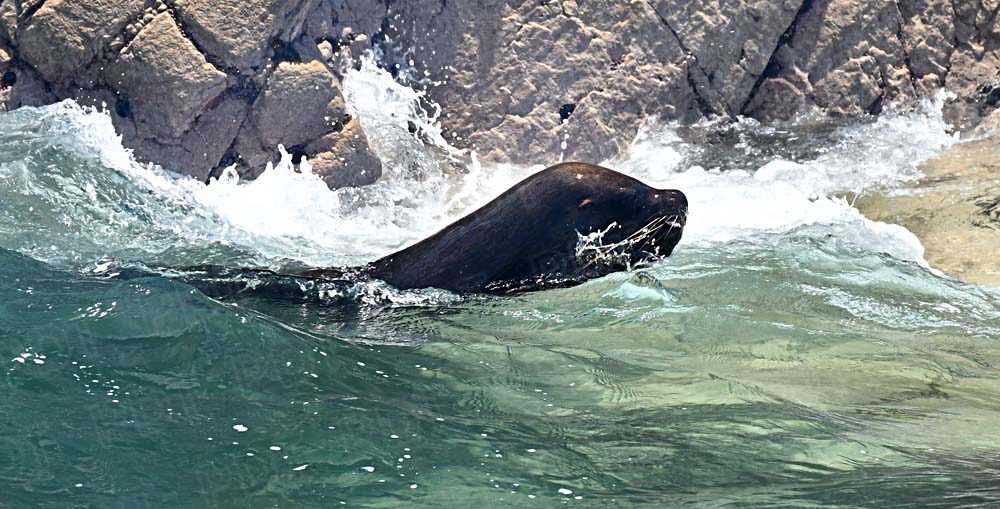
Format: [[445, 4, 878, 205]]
[[578, 198, 593, 208]]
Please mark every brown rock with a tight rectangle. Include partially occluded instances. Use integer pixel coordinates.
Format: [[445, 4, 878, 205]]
[[946, 46, 1000, 97], [318, 40, 335, 61], [230, 60, 353, 181], [371, 0, 698, 164], [105, 12, 227, 142], [305, 119, 383, 189], [250, 60, 345, 149], [0, 45, 11, 71], [130, 96, 251, 180], [747, 0, 918, 119], [973, 107, 1000, 136], [18, 0, 147, 83], [898, 0, 954, 84], [173, 0, 321, 70]]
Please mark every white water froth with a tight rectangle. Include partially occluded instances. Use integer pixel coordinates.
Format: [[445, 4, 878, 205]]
[[2, 60, 960, 273], [617, 94, 959, 265]]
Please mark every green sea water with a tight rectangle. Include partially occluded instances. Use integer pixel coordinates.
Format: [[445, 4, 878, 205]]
[[1, 83, 1000, 507]]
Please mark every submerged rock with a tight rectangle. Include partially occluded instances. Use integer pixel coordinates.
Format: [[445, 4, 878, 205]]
[[250, 60, 345, 149], [857, 136, 1000, 287]]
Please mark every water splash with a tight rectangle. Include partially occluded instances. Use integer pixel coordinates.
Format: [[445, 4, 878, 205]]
[[616, 92, 960, 266]]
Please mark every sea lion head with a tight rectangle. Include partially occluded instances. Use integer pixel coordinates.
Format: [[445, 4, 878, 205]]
[[566, 166, 687, 277]]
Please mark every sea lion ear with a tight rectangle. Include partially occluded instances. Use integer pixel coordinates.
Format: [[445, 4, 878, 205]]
[[578, 198, 593, 208]]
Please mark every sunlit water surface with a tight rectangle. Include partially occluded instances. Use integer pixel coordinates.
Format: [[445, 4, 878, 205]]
[[1, 61, 999, 508]]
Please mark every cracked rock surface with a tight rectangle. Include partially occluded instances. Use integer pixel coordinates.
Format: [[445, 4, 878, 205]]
[[106, 12, 228, 142], [372, 0, 1000, 164], [0, 0, 381, 190], [0, 0, 996, 183]]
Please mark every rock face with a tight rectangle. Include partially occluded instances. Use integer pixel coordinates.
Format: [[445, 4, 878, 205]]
[[107, 12, 227, 142], [0, 0, 997, 181], [18, 0, 147, 83], [366, 0, 1000, 164], [173, 0, 320, 70], [0, 0, 381, 189]]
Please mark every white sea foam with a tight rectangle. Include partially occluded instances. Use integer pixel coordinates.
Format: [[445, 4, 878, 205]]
[[615, 93, 959, 265]]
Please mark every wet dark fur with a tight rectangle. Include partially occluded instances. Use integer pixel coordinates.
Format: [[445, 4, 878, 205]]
[[365, 162, 687, 293]]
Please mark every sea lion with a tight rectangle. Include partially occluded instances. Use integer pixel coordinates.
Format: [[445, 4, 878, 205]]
[[113, 162, 687, 297], [364, 162, 687, 293]]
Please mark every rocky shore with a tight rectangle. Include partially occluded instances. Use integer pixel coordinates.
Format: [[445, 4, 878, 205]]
[[0, 0, 998, 188]]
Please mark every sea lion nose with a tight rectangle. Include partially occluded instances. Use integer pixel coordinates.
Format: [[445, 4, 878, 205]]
[[673, 190, 688, 209]]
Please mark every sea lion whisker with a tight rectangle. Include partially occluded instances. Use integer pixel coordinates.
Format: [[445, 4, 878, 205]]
[[630, 218, 675, 267], [595, 216, 666, 253], [574, 214, 673, 276], [604, 215, 670, 253]]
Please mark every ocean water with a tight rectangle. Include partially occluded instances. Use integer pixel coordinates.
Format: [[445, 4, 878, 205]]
[[1, 60, 1000, 508]]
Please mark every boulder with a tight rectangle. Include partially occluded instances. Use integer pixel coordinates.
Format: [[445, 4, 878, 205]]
[[105, 12, 227, 142], [228, 59, 371, 186], [173, 0, 321, 70], [253, 61, 345, 148], [130, 96, 251, 181], [17, 0, 147, 83], [329, 0, 387, 38], [306, 119, 383, 189]]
